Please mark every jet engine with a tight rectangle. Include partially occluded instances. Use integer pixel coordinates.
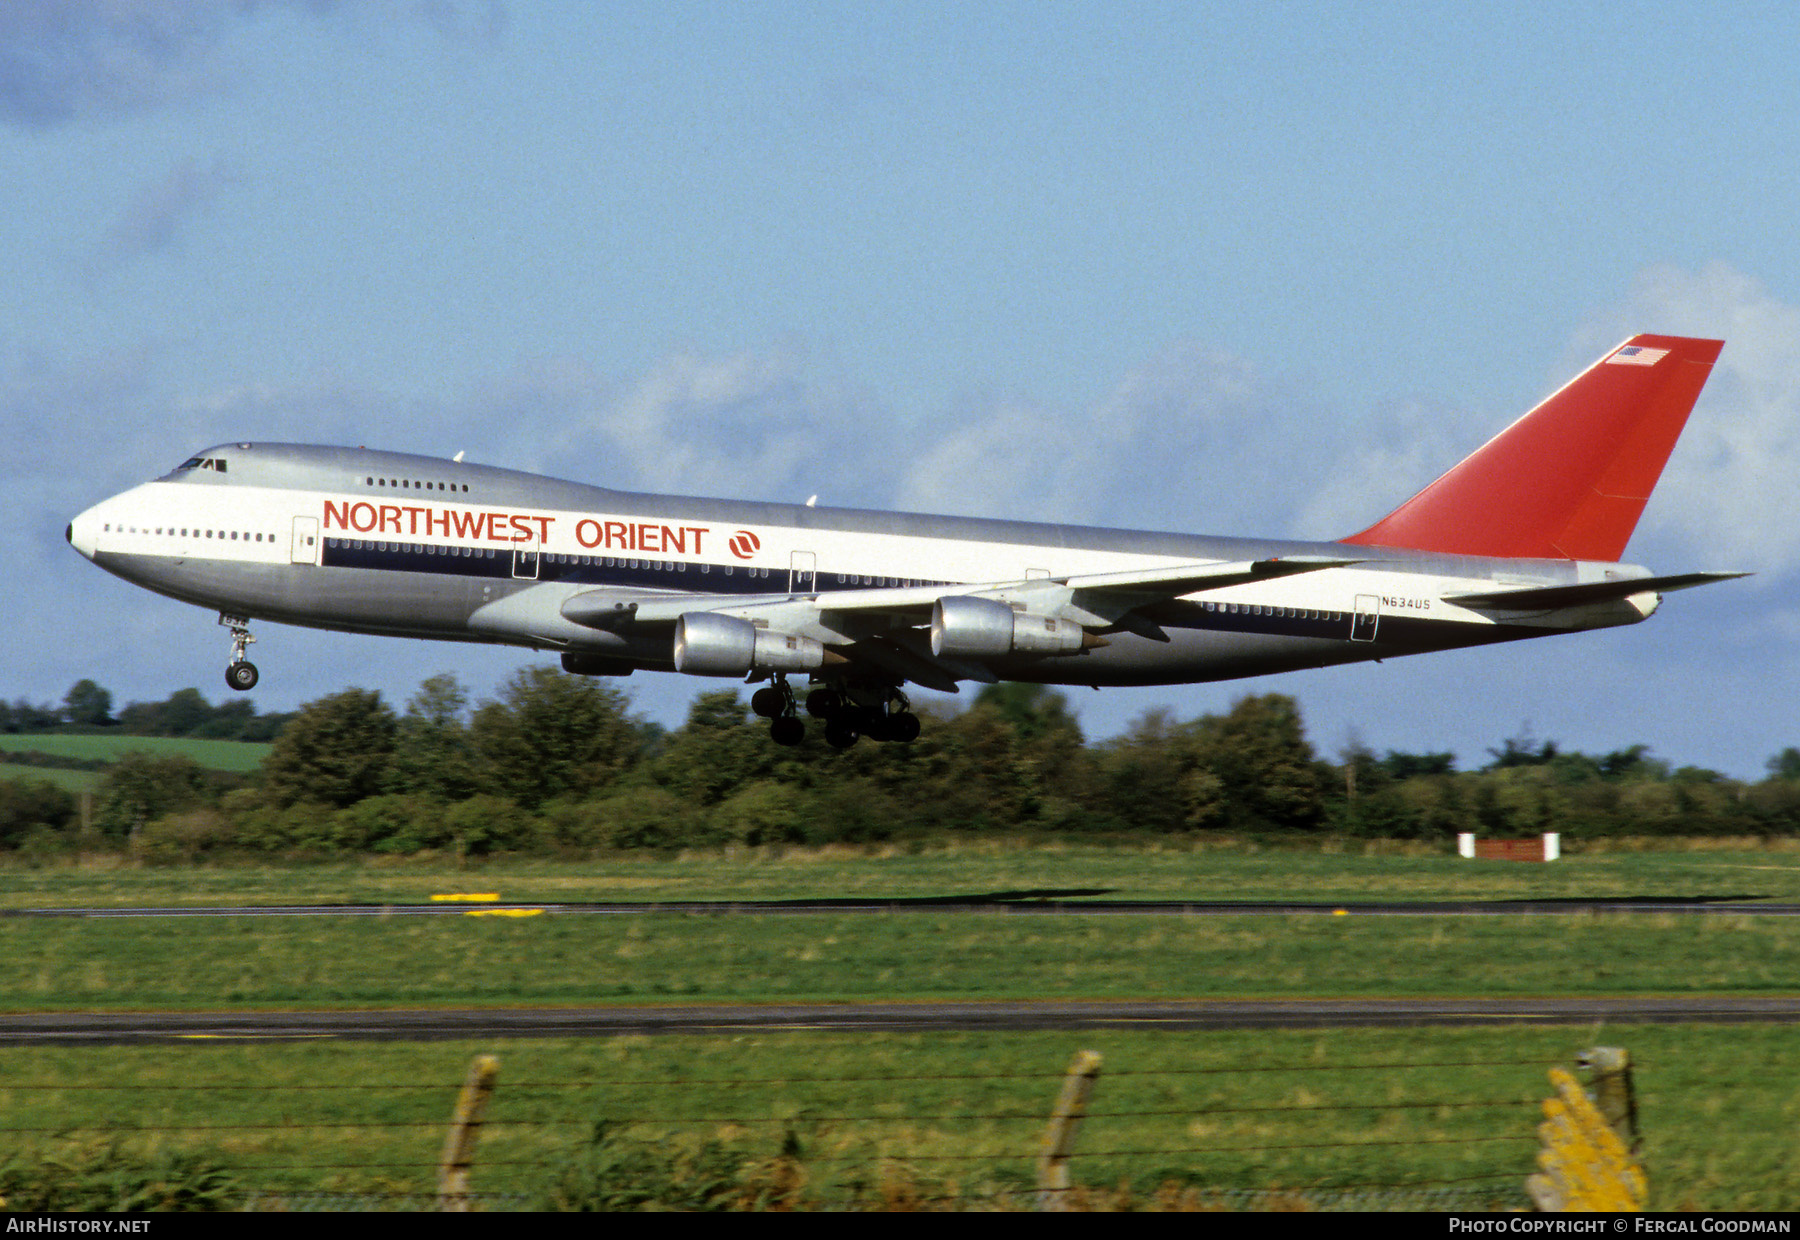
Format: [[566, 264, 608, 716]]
[[672, 611, 828, 676], [930, 595, 1091, 658]]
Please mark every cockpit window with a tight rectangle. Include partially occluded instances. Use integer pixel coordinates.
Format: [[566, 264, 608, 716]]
[[177, 457, 229, 473]]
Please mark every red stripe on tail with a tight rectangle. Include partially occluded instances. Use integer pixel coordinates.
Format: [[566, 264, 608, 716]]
[[1341, 335, 1723, 561]]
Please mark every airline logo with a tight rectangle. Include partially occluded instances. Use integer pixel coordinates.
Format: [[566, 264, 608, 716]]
[[321, 499, 712, 556], [728, 530, 761, 559], [1607, 346, 1668, 367]]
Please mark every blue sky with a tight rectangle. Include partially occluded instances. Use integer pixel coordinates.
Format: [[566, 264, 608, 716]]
[[7, 1, 1800, 775]]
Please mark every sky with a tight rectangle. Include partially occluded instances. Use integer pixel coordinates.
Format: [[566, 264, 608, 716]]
[[7, 0, 1800, 776]]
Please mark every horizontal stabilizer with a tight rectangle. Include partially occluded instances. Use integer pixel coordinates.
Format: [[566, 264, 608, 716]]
[[1445, 571, 1749, 610]]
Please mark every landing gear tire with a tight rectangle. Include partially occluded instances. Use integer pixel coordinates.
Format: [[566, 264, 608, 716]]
[[806, 688, 844, 719], [887, 711, 921, 743], [219, 614, 258, 692], [824, 719, 859, 750], [770, 716, 805, 746], [750, 686, 786, 718]]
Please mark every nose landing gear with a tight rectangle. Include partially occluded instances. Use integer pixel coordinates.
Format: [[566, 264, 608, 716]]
[[220, 613, 258, 692]]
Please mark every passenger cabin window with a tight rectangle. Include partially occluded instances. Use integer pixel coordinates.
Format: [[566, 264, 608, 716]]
[[365, 476, 469, 492]]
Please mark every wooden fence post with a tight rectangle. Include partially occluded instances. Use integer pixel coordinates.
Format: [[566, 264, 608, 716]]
[[1037, 1049, 1102, 1211], [437, 1054, 500, 1212], [1577, 1046, 1638, 1151]]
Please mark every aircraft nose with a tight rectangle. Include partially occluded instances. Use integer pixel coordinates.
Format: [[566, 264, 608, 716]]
[[68, 504, 101, 560]]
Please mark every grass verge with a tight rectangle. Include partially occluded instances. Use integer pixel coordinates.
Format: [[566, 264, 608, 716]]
[[3, 1026, 1794, 1210], [2, 910, 1798, 1009], [0, 733, 271, 772], [6, 839, 1800, 909]]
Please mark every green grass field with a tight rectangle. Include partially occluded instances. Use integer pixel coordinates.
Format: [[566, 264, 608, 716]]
[[0, 733, 272, 773], [6, 838, 1800, 909], [2, 766, 101, 794], [3, 845, 1797, 1210], [3, 910, 1799, 1010]]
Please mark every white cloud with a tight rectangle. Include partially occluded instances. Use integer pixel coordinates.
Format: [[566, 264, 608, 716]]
[[468, 347, 900, 509], [892, 340, 1342, 537], [1289, 396, 1470, 541], [0, 1, 503, 127], [0, 1, 256, 126]]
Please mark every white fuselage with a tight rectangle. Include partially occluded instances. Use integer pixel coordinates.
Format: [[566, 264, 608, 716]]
[[69, 442, 1658, 693]]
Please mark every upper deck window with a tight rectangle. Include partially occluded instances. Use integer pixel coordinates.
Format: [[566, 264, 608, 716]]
[[365, 475, 470, 492]]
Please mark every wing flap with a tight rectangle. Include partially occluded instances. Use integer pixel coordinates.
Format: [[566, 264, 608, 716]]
[[1060, 555, 1362, 624], [1059, 554, 1361, 596]]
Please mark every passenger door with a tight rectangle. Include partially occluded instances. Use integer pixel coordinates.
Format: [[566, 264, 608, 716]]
[[789, 550, 817, 594], [290, 516, 319, 565]]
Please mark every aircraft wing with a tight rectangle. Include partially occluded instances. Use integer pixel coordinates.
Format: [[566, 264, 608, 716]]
[[1052, 555, 1360, 627], [1444, 571, 1749, 610], [564, 556, 1357, 630], [558, 556, 1359, 689]]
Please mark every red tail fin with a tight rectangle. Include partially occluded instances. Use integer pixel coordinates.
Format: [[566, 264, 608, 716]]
[[1341, 335, 1723, 561]]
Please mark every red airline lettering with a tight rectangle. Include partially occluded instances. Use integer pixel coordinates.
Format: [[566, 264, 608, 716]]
[[324, 497, 710, 556]]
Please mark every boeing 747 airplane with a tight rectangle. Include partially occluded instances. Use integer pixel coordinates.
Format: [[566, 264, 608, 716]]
[[68, 334, 1744, 747]]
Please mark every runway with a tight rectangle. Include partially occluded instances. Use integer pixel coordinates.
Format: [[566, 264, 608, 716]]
[[11, 894, 1800, 919], [8, 996, 1800, 1046]]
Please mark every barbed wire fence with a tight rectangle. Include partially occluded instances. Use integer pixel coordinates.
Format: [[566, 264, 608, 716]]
[[0, 1044, 1598, 1211]]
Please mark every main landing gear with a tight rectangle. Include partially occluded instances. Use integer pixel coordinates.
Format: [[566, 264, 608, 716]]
[[220, 613, 258, 692], [750, 675, 920, 749], [750, 676, 806, 747]]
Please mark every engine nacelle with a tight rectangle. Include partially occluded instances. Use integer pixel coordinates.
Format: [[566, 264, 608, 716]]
[[672, 611, 827, 676], [930, 595, 1090, 659]]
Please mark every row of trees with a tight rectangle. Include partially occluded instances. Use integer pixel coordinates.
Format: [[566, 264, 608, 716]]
[[6, 667, 1800, 857], [1, 682, 293, 741]]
